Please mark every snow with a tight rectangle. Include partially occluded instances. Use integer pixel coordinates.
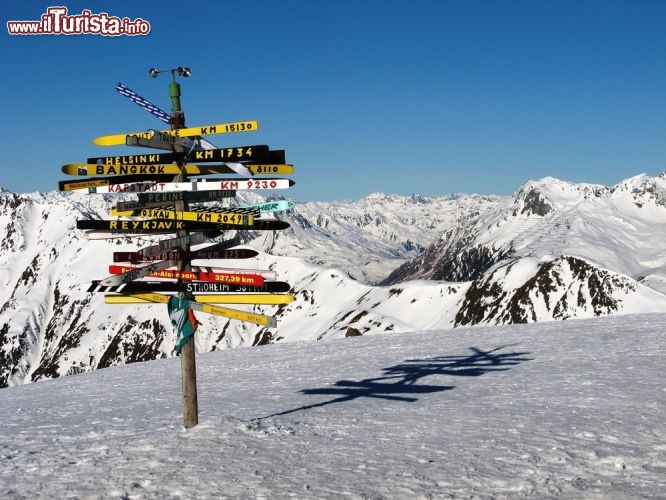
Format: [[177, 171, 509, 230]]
[[1, 313, 664, 498], [268, 191, 500, 283], [460, 173, 666, 295], [3, 178, 666, 387]]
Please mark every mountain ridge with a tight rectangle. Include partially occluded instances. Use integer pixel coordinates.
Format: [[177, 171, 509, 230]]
[[1, 172, 665, 387]]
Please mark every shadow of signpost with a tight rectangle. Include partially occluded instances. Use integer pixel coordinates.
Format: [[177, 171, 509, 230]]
[[263, 345, 532, 418]]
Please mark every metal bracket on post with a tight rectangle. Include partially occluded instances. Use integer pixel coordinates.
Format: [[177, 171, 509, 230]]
[[149, 66, 190, 127]]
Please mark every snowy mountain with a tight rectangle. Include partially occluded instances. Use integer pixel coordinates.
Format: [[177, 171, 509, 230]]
[[1, 314, 664, 498], [252, 191, 500, 283], [383, 173, 666, 323], [2, 173, 666, 388], [384, 174, 666, 289]]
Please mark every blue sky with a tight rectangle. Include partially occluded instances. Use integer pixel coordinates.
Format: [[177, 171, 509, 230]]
[[2, 0, 664, 201]]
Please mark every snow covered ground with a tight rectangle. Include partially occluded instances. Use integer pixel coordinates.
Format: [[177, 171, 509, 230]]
[[1, 313, 664, 498]]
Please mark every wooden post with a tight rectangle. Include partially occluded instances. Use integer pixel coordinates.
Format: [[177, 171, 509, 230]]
[[170, 73, 198, 429], [175, 189, 198, 429], [180, 326, 198, 428]]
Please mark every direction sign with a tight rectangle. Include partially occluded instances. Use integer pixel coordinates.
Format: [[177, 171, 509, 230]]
[[186, 146, 271, 163], [78, 219, 208, 233], [104, 293, 295, 305], [154, 231, 215, 252], [112, 208, 253, 226], [189, 266, 278, 281], [239, 199, 295, 214], [111, 205, 260, 218], [67, 178, 295, 194], [157, 233, 233, 252], [86, 145, 271, 166], [59, 175, 172, 192], [64, 163, 293, 177], [124, 190, 236, 208], [101, 292, 276, 327], [98, 259, 179, 286], [138, 234, 242, 258], [115, 82, 171, 124], [126, 130, 196, 150], [113, 248, 258, 263], [62, 163, 189, 176], [88, 280, 291, 294], [77, 218, 290, 233], [108, 265, 265, 286], [244, 164, 294, 175], [93, 120, 259, 146]]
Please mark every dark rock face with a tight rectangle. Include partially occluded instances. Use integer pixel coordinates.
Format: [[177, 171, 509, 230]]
[[345, 327, 362, 337], [381, 222, 513, 285], [455, 256, 633, 326], [514, 188, 553, 217]]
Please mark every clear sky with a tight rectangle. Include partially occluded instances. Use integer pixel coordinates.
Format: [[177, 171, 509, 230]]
[[2, 0, 664, 201]]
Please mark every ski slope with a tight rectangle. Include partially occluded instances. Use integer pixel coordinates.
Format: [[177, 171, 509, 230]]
[[1, 313, 664, 498]]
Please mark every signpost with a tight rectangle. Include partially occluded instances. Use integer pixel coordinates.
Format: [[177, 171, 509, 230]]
[[61, 163, 294, 176], [61, 67, 296, 429], [61, 177, 295, 194]]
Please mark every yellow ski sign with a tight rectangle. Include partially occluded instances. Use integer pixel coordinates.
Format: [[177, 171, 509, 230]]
[[104, 293, 296, 305], [62, 163, 293, 176], [93, 120, 259, 146], [102, 292, 276, 326], [112, 207, 253, 226]]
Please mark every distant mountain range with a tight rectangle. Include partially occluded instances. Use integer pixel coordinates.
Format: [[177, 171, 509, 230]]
[[1, 172, 665, 387]]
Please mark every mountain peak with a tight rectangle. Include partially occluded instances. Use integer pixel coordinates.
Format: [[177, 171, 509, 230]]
[[361, 192, 392, 203], [610, 172, 666, 208], [513, 185, 553, 217], [516, 177, 609, 205]]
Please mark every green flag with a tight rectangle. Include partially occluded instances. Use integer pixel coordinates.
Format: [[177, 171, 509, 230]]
[[168, 296, 199, 353]]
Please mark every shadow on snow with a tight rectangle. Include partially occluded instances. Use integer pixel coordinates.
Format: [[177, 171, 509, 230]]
[[262, 345, 532, 418]]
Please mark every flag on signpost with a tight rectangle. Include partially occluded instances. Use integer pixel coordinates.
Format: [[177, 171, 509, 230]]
[[168, 296, 199, 353]]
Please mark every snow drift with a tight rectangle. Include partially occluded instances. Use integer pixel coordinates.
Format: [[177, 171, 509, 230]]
[[0, 314, 664, 498]]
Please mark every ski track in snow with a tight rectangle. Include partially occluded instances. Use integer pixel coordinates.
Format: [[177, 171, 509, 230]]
[[1, 313, 664, 498]]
